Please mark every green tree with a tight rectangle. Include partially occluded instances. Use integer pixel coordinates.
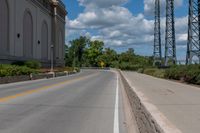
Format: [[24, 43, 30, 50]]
[[84, 40, 104, 67], [96, 48, 118, 67], [66, 36, 89, 67]]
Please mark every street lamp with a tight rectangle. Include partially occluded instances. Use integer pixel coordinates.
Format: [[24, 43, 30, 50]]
[[73, 50, 76, 71], [51, 44, 54, 72]]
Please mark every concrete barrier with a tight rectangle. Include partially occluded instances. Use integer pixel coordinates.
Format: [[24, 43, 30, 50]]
[[0, 71, 79, 85], [0, 75, 30, 84], [119, 71, 182, 133]]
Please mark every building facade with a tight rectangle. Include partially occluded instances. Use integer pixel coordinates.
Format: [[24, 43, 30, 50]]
[[0, 0, 67, 66]]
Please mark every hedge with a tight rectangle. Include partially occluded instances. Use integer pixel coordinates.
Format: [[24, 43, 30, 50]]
[[141, 65, 200, 85], [0, 64, 38, 77]]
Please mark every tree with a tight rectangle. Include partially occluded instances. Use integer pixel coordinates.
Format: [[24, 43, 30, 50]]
[[66, 36, 89, 67], [96, 48, 118, 67], [65, 36, 153, 70], [84, 40, 104, 67]]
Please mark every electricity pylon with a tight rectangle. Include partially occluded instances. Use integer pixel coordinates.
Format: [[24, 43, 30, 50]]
[[186, 0, 200, 64], [165, 0, 176, 66], [154, 0, 162, 65]]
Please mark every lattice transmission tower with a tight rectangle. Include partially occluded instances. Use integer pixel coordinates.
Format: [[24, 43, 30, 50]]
[[165, 0, 176, 66], [186, 0, 200, 64], [154, 0, 162, 65]]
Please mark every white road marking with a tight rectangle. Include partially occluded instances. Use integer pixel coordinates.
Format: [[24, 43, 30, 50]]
[[114, 74, 119, 133]]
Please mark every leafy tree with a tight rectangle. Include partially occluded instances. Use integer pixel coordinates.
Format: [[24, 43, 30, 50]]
[[65, 36, 89, 67], [96, 48, 118, 67], [84, 40, 104, 67], [65, 36, 153, 69]]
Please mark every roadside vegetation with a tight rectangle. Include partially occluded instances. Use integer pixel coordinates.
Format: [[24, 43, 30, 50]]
[[65, 36, 153, 69], [1, 35, 199, 85], [66, 36, 200, 85], [139, 65, 200, 85], [0, 64, 38, 77], [0, 60, 78, 77]]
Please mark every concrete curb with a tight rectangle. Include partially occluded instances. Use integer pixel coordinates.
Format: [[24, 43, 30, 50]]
[[119, 70, 182, 133], [0, 71, 79, 85], [118, 71, 139, 133]]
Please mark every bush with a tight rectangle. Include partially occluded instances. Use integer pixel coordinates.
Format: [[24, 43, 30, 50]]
[[125, 62, 200, 85], [142, 68, 166, 78], [143, 68, 157, 76], [196, 74, 200, 85], [25, 60, 41, 69], [119, 62, 142, 71], [0, 64, 37, 77], [183, 65, 200, 84], [162, 65, 200, 85], [153, 69, 165, 78], [164, 65, 186, 80], [137, 68, 144, 73]]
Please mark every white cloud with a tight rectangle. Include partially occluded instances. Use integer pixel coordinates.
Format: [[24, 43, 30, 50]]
[[78, 0, 128, 8], [66, 0, 188, 58], [144, 0, 183, 15]]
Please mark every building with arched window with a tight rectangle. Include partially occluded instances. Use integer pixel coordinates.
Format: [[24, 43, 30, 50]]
[[0, 0, 67, 66]]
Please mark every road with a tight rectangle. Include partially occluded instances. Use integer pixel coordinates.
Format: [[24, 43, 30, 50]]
[[0, 70, 127, 133], [123, 71, 200, 133]]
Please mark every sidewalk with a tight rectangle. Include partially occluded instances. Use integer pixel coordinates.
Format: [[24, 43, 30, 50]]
[[122, 71, 200, 133]]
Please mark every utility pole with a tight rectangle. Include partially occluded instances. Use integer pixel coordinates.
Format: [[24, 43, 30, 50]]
[[73, 50, 76, 71], [165, 0, 176, 66], [186, 0, 200, 64], [154, 0, 162, 66], [51, 44, 54, 72]]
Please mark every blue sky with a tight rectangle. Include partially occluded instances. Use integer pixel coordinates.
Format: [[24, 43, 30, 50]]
[[64, 0, 188, 61]]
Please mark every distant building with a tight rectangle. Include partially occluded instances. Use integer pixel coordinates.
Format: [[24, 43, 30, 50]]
[[0, 0, 67, 66]]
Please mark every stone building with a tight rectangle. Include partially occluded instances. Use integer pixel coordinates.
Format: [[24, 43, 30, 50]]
[[0, 0, 67, 66]]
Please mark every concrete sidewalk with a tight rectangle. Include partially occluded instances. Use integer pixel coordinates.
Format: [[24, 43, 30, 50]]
[[122, 71, 200, 133]]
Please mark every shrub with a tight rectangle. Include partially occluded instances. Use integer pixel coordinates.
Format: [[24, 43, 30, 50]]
[[119, 62, 142, 71], [196, 74, 200, 85], [164, 65, 186, 80], [0, 64, 37, 77], [25, 60, 41, 69], [139, 65, 200, 85], [153, 69, 165, 78], [143, 68, 157, 76], [183, 65, 200, 84], [137, 68, 144, 73]]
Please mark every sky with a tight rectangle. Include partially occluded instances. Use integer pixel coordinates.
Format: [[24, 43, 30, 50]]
[[63, 0, 188, 61]]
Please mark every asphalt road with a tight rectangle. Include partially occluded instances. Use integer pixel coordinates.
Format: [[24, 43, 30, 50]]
[[0, 70, 127, 133], [123, 71, 200, 133]]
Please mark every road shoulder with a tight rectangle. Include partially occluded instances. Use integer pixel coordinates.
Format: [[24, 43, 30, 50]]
[[119, 70, 182, 133]]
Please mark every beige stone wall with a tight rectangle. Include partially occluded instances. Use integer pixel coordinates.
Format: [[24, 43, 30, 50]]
[[0, 0, 66, 67]]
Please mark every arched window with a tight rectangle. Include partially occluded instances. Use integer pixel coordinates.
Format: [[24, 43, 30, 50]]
[[41, 21, 48, 60], [23, 10, 33, 58], [0, 0, 9, 55]]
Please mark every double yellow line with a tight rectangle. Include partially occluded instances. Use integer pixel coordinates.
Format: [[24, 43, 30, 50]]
[[0, 73, 99, 102]]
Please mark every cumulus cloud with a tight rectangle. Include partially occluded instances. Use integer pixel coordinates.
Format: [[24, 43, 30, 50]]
[[78, 0, 128, 8], [144, 0, 183, 15], [66, 0, 187, 57]]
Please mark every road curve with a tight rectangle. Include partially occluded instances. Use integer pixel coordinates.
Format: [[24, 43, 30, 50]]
[[0, 70, 127, 133]]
